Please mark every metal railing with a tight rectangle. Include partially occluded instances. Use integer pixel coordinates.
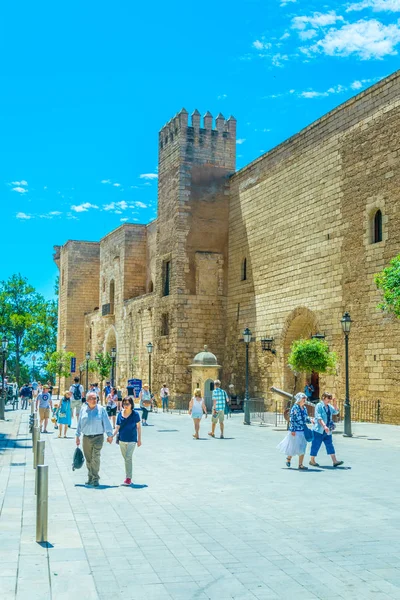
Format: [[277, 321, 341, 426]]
[[273, 397, 400, 426]]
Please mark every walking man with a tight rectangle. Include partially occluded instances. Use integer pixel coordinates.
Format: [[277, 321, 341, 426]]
[[76, 392, 113, 487], [19, 383, 32, 410], [36, 385, 53, 433], [70, 377, 84, 426], [208, 380, 228, 440], [160, 383, 169, 412]]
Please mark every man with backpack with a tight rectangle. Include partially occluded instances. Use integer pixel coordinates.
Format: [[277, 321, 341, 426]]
[[69, 377, 85, 426]]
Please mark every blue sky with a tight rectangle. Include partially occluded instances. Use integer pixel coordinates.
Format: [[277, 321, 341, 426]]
[[1, 0, 399, 300]]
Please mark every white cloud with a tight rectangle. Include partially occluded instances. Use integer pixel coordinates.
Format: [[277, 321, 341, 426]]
[[236, 138, 246, 144], [309, 18, 400, 59], [217, 94, 228, 100], [300, 90, 330, 98], [12, 186, 28, 194], [280, 32, 291, 39], [134, 201, 147, 208], [139, 173, 158, 180], [253, 39, 273, 50], [104, 202, 115, 211], [116, 200, 128, 210], [347, 0, 400, 12], [299, 29, 318, 40], [113, 183, 121, 187], [272, 53, 289, 66], [101, 179, 111, 184], [281, 0, 297, 5], [49, 211, 62, 216], [71, 202, 99, 213], [11, 180, 28, 186], [16, 212, 32, 219], [292, 11, 344, 30], [115, 210, 122, 214], [120, 218, 128, 222]]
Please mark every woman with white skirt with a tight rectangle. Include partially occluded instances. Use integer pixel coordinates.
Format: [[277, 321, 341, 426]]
[[277, 392, 312, 470]]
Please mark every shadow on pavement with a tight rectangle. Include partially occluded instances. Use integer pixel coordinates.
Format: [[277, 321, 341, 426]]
[[126, 484, 148, 489], [281, 468, 323, 473], [319, 465, 351, 470], [75, 484, 120, 489], [37, 541, 54, 548]]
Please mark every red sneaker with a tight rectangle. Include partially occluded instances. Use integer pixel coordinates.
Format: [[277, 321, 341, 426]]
[[124, 478, 132, 485]]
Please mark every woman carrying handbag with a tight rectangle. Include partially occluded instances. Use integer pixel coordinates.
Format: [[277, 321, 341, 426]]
[[277, 392, 313, 470], [113, 396, 141, 485]]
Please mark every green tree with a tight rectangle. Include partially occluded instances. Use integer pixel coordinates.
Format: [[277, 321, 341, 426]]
[[46, 350, 74, 400], [95, 352, 112, 401], [0, 274, 53, 385], [375, 255, 400, 318], [287, 338, 338, 405], [24, 299, 58, 359]]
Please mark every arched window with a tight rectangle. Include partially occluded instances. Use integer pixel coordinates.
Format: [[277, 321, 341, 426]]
[[109, 280, 115, 314], [241, 258, 247, 281], [373, 210, 383, 243], [148, 280, 154, 293]]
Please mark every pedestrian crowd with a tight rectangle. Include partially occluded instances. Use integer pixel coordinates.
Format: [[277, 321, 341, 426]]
[[18, 374, 344, 486]]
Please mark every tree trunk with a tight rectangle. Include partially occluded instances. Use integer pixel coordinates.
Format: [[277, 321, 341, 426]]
[[15, 339, 20, 387]]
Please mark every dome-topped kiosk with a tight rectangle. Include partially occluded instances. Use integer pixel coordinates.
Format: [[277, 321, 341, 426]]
[[190, 345, 221, 411]]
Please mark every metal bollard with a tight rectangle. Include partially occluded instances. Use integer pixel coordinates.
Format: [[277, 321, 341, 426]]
[[36, 465, 48, 543], [30, 402, 34, 415], [35, 441, 45, 494], [32, 426, 40, 463]]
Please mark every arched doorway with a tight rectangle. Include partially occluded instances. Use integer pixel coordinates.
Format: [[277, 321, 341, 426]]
[[283, 307, 318, 396], [204, 379, 214, 412]]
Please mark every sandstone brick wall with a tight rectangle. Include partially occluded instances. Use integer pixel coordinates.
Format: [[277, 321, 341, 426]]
[[55, 71, 400, 421], [57, 240, 100, 388], [226, 70, 400, 417]]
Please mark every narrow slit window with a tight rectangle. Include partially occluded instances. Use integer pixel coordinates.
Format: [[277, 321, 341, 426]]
[[241, 258, 247, 281], [163, 261, 171, 297], [373, 210, 383, 243]]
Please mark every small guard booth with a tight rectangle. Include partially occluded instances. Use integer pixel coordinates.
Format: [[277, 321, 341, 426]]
[[189, 346, 221, 412]]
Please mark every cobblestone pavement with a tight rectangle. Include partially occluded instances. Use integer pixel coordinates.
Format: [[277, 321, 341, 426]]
[[1, 406, 400, 600]]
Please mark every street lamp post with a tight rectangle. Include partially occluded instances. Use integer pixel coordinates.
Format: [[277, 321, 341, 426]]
[[243, 327, 252, 426], [110, 347, 117, 387], [85, 351, 91, 394], [0, 337, 9, 421], [146, 342, 153, 392], [341, 312, 352, 438], [32, 355, 36, 381]]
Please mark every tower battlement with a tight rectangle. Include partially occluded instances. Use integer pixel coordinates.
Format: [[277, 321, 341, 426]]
[[159, 108, 236, 171]]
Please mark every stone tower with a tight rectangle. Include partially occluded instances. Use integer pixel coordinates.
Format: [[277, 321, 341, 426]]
[[53, 241, 100, 382], [153, 109, 236, 393]]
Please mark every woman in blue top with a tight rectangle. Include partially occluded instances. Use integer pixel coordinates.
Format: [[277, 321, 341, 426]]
[[309, 392, 343, 468], [113, 396, 141, 485], [57, 390, 72, 438], [277, 392, 312, 470]]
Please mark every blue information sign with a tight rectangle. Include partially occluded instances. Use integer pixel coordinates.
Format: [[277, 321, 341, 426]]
[[70, 357, 76, 373], [127, 378, 142, 397]]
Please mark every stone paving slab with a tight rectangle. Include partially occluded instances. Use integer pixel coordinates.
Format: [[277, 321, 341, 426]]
[[1, 407, 400, 599]]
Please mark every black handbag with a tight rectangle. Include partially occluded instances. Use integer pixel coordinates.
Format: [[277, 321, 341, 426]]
[[72, 447, 85, 471]]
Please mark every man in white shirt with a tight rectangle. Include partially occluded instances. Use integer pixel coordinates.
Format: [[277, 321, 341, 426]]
[[160, 384, 169, 412]]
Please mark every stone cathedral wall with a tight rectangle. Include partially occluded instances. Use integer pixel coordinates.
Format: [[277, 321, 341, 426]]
[[226, 71, 400, 419]]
